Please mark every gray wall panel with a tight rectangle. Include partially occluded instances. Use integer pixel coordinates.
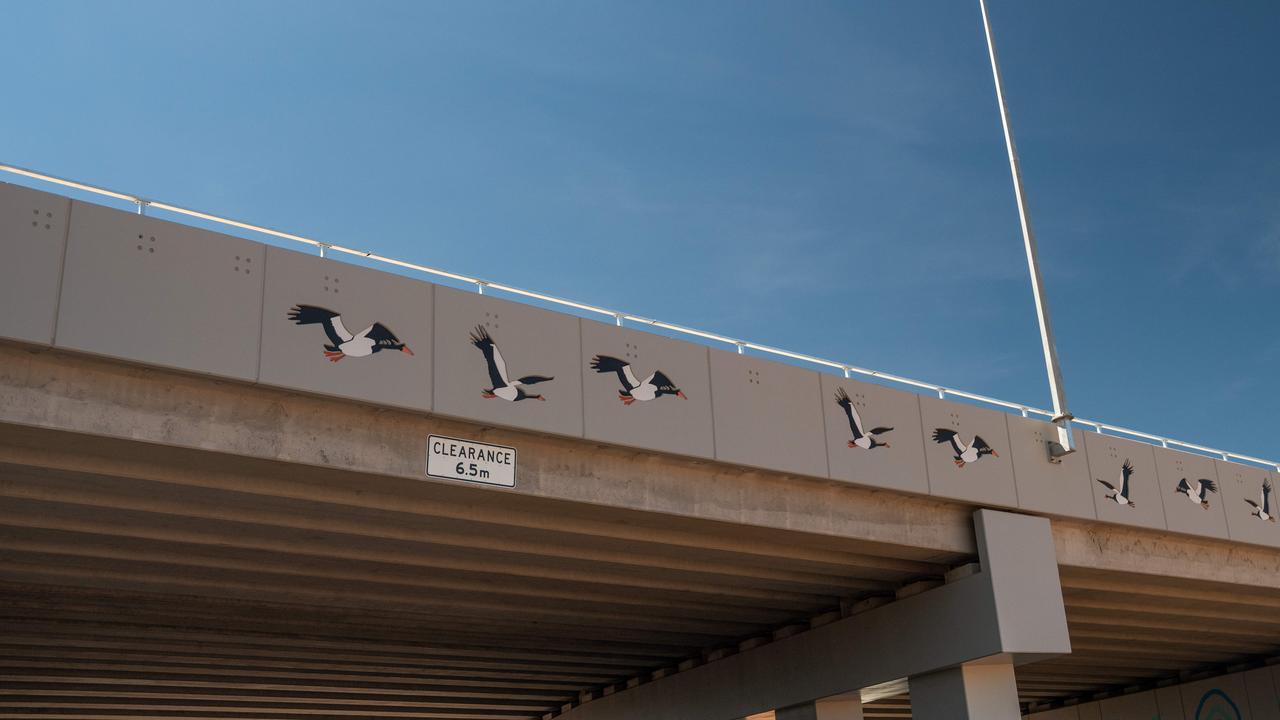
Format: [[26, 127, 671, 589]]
[[919, 397, 1017, 507], [258, 246, 432, 412], [1076, 703, 1102, 720], [1098, 691, 1159, 720], [709, 349, 827, 478], [1009, 419, 1095, 520], [580, 320, 714, 459], [57, 200, 264, 380], [822, 375, 928, 494], [1178, 672, 1251, 719], [1217, 461, 1280, 549], [1154, 446, 1228, 540], [0, 182, 70, 345], [1244, 667, 1279, 720], [1154, 687, 1184, 720], [1083, 433, 1166, 531], [433, 285, 583, 438]]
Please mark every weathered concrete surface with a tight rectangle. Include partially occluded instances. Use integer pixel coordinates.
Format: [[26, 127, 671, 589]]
[[0, 341, 974, 561], [2, 340, 1280, 589]]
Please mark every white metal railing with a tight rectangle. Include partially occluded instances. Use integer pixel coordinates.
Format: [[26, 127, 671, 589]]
[[3, 161, 1276, 472]]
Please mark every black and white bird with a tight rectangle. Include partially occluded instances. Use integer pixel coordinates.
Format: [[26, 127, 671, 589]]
[[288, 305, 413, 362], [931, 429, 996, 468], [1245, 479, 1275, 522], [1175, 477, 1218, 509], [589, 355, 685, 405], [470, 326, 553, 402], [1096, 459, 1137, 508], [834, 388, 892, 449]]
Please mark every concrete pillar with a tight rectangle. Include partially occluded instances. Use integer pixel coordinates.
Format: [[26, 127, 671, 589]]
[[776, 697, 863, 720], [909, 661, 1020, 720]]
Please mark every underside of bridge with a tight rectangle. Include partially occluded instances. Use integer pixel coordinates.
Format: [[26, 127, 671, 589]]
[[2, 343, 1279, 719]]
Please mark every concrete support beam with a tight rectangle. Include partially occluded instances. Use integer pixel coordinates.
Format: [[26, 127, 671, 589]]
[[777, 696, 864, 720], [909, 661, 1021, 720], [559, 510, 1068, 720]]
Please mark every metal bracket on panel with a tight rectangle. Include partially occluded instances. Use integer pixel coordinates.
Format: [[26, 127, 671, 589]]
[[1045, 413, 1076, 464]]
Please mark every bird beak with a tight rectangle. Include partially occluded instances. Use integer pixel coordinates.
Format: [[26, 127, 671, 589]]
[[990, 450, 999, 457], [401, 346, 415, 356], [677, 391, 687, 400]]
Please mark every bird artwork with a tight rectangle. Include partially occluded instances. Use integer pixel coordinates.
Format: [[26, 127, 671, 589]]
[[287, 305, 413, 362], [1096, 459, 1137, 508], [589, 355, 685, 405], [834, 388, 892, 449], [931, 429, 996, 468], [1245, 479, 1275, 522], [470, 325, 553, 402], [1175, 477, 1218, 510]]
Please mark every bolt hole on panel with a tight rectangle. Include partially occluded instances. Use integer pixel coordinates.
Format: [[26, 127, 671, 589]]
[[1008, 418, 1096, 520], [1082, 432, 1166, 531], [0, 182, 71, 345], [708, 348, 827, 478], [432, 285, 584, 438], [55, 200, 265, 381], [1217, 461, 1280, 548], [918, 396, 1017, 507], [1154, 445, 1229, 540], [580, 318, 715, 460], [258, 246, 433, 413], [821, 373, 928, 494]]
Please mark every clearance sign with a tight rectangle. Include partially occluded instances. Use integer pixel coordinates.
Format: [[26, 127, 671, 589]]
[[425, 434, 516, 487]]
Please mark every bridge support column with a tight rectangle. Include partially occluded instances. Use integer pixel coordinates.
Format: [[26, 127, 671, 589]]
[[776, 697, 863, 720], [909, 661, 1020, 720]]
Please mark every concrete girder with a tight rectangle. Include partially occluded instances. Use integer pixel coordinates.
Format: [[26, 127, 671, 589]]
[[557, 510, 1069, 720]]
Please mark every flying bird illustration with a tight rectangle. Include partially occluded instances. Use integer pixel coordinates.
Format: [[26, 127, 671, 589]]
[[470, 325, 553, 401], [834, 388, 892, 449], [1096, 459, 1137, 508], [1175, 477, 1218, 509], [931, 429, 996, 468], [287, 305, 413, 362], [589, 355, 685, 405], [1245, 479, 1275, 522]]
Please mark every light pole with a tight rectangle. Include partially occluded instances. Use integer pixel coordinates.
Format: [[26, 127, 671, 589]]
[[978, 0, 1075, 461]]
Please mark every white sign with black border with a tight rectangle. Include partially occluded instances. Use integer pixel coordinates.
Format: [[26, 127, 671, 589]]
[[426, 434, 516, 487]]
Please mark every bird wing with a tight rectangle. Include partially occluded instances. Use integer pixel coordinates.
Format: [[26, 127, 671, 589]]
[[590, 355, 638, 390], [834, 389, 863, 439], [516, 375, 554, 386], [288, 305, 352, 346], [868, 426, 894, 436], [1264, 481, 1273, 514], [931, 429, 964, 455], [365, 323, 400, 347], [1096, 479, 1118, 492], [649, 370, 678, 393], [470, 326, 509, 388], [329, 316, 355, 344], [1199, 479, 1218, 499], [1176, 478, 1192, 494], [972, 436, 991, 450], [1120, 460, 1134, 495]]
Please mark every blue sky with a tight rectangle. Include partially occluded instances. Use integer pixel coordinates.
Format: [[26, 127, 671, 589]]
[[4, 1, 1277, 460]]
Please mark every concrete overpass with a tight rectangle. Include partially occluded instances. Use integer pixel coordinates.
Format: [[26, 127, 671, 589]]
[[2, 178, 1279, 719]]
